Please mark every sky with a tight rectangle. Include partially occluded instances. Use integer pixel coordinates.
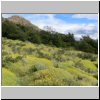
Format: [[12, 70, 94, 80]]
[[2, 14, 98, 40]]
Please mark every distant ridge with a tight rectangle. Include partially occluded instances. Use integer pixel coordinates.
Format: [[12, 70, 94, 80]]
[[7, 15, 40, 31]]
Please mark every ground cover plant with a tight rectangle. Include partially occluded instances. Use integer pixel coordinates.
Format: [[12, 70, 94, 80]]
[[2, 15, 98, 86], [2, 38, 98, 86]]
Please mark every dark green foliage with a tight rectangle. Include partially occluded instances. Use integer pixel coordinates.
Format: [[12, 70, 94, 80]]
[[28, 32, 41, 44], [93, 73, 98, 79], [75, 36, 98, 54], [2, 20, 98, 54], [29, 64, 47, 73], [78, 53, 97, 61], [63, 33, 75, 46], [95, 63, 98, 68], [2, 52, 23, 67], [2, 20, 28, 41]]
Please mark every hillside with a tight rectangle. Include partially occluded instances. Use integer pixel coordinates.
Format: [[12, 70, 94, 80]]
[[2, 38, 98, 86], [2, 15, 98, 86], [3, 16, 40, 31], [2, 16, 98, 54]]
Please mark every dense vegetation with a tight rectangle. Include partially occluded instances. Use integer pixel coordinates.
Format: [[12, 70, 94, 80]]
[[2, 38, 98, 86], [2, 20, 98, 54], [2, 17, 98, 86]]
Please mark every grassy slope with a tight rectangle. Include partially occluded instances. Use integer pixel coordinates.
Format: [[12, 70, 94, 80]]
[[2, 38, 98, 86]]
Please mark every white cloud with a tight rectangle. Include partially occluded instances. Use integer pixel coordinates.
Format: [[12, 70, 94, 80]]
[[72, 14, 98, 20], [27, 14, 98, 39], [2, 14, 98, 39]]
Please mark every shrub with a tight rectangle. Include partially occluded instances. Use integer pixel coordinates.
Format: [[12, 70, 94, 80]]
[[29, 63, 47, 73], [93, 73, 98, 79], [2, 56, 14, 67], [78, 53, 97, 61], [24, 48, 35, 55], [3, 55, 23, 65], [74, 59, 97, 74], [9, 61, 30, 77], [93, 60, 98, 68], [80, 60, 97, 73], [16, 42, 25, 46], [58, 61, 74, 69], [67, 67, 98, 86], [2, 68, 17, 86], [52, 60, 59, 68], [2, 38, 98, 86], [29, 68, 75, 86]]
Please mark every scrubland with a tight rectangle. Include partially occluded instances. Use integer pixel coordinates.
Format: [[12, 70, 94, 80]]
[[2, 38, 98, 86]]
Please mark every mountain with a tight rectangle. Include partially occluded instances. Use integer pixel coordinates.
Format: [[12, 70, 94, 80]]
[[6, 16, 40, 31]]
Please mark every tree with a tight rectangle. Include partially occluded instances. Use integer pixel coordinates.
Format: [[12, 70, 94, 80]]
[[2, 20, 27, 41], [76, 36, 98, 54], [2, 20, 98, 54], [28, 32, 41, 44], [43, 26, 56, 34]]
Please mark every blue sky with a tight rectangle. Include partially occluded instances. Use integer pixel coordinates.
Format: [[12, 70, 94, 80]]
[[2, 14, 98, 39]]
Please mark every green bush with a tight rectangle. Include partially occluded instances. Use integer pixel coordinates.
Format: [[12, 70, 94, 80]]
[[29, 63, 47, 73], [2, 38, 98, 86], [78, 53, 97, 61], [74, 58, 97, 73], [67, 67, 98, 86], [29, 68, 75, 86], [2, 68, 18, 86], [2, 55, 23, 66]]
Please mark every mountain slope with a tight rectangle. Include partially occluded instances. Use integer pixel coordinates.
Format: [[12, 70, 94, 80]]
[[5, 16, 40, 31], [2, 15, 98, 54], [2, 38, 98, 86]]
